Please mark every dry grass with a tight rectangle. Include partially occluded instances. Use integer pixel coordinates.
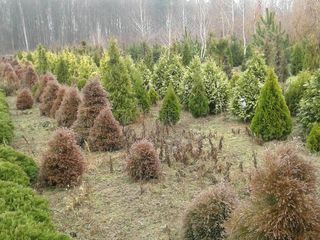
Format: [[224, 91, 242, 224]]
[[7, 96, 319, 240]]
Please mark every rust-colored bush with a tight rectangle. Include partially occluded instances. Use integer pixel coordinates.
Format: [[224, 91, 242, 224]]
[[182, 183, 237, 240], [16, 88, 33, 110], [126, 139, 161, 181], [88, 108, 124, 151], [1, 64, 20, 95], [22, 66, 38, 89], [40, 128, 85, 187], [56, 87, 81, 128], [34, 73, 55, 102], [39, 81, 60, 116], [50, 86, 66, 118], [226, 143, 320, 240], [72, 78, 109, 145]]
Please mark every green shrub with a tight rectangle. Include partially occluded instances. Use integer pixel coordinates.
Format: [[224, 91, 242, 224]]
[[203, 59, 229, 114], [307, 123, 320, 152], [188, 78, 209, 118], [298, 70, 320, 130], [159, 84, 181, 125], [0, 211, 69, 240], [251, 69, 292, 141], [0, 181, 50, 223], [148, 86, 159, 105], [0, 145, 38, 182], [229, 53, 268, 121], [182, 183, 237, 240], [0, 161, 29, 186], [285, 71, 311, 116], [0, 91, 13, 144]]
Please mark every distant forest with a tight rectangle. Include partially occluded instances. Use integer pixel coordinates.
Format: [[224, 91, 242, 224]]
[[0, 0, 319, 54]]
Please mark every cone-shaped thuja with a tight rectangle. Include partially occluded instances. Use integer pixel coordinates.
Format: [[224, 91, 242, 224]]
[[250, 68, 292, 141]]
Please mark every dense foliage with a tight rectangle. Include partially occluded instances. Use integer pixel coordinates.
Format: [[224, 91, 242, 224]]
[[159, 84, 181, 125], [16, 88, 33, 110], [188, 77, 209, 118], [0, 161, 29, 186], [307, 123, 320, 152], [251, 69, 292, 141], [0, 90, 14, 144]]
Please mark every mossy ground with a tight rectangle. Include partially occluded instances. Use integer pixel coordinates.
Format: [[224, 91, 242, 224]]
[[7, 96, 319, 240]]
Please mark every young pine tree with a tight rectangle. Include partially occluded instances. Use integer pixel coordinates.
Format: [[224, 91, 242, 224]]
[[250, 69, 292, 141], [159, 84, 181, 125], [188, 77, 209, 118], [102, 39, 137, 124]]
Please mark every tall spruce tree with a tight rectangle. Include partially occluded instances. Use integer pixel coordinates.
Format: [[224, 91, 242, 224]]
[[159, 84, 181, 125], [251, 69, 292, 141], [102, 39, 137, 125]]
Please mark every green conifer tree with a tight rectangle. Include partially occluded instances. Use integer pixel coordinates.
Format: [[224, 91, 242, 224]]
[[159, 84, 181, 125], [250, 69, 292, 141], [102, 39, 137, 125], [188, 77, 209, 118], [291, 42, 305, 75], [35, 44, 49, 74], [148, 86, 159, 105], [55, 56, 70, 84]]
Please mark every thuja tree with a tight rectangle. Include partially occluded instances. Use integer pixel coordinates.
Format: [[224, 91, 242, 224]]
[[125, 57, 150, 114], [203, 59, 229, 114], [291, 42, 305, 75], [251, 69, 292, 141], [159, 84, 181, 125], [298, 70, 320, 130], [181, 56, 203, 107], [35, 44, 49, 74], [188, 75, 209, 118], [55, 56, 70, 85], [102, 39, 137, 125], [152, 50, 184, 98], [229, 53, 268, 122]]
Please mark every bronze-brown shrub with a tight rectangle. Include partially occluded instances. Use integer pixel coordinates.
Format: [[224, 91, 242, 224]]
[[39, 81, 60, 116], [56, 87, 81, 128], [22, 66, 38, 89], [88, 108, 124, 151], [50, 86, 66, 118], [226, 143, 320, 240], [72, 78, 109, 145], [16, 88, 33, 110], [1, 64, 19, 95], [40, 128, 85, 187], [34, 73, 55, 102], [126, 139, 161, 181], [182, 183, 237, 240]]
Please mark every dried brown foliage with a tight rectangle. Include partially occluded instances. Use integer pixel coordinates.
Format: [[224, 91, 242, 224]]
[[22, 66, 38, 89], [226, 143, 320, 240], [72, 78, 109, 145], [182, 183, 237, 240], [126, 139, 161, 181], [16, 88, 33, 110], [40, 128, 85, 187], [39, 81, 60, 116], [88, 108, 124, 151], [56, 87, 81, 128], [0, 63, 20, 95], [50, 86, 67, 118], [34, 73, 55, 102]]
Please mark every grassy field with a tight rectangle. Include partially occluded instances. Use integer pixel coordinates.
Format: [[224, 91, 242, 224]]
[[7, 96, 319, 240]]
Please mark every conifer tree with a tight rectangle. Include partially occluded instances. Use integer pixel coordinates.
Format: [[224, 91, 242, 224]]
[[50, 86, 66, 118], [55, 56, 70, 84], [291, 42, 305, 75], [72, 78, 109, 145], [203, 59, 229, 114], [159, 84, 181, 125], [35, 44, 49, 74], [88, 108, 124, 151], [148, 86, 159, 105], [56, 87, 81, 128], [230, 53, 268, 121], [39, 81, 60, 116], [251, 69, 292, 141], [298, 70, 320, 130], [102, 39, 137, 124], [307, 123, 320, 152], [181, 56, 202, 107], [188, 76, 209, 118]]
